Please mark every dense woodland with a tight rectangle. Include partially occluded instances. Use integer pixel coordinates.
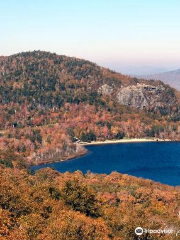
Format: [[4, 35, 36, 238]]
[[0, 51, 180, 165], [0, 155, 180, 240]]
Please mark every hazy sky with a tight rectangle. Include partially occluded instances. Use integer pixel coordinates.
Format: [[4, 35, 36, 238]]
[[0, 0, 180, 74]]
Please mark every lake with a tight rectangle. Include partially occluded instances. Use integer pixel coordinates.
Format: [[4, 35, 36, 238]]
[[31, 142, 180, 186]]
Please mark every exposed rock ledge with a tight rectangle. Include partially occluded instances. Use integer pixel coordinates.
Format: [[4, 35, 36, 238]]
[[98, 84, 114, 95], [117, 83, 166, 110]]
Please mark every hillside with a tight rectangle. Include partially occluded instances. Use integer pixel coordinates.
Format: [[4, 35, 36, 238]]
[[0, 51, 180, 165], [140, 69, 180, 91], [0, 162, 180, 240]]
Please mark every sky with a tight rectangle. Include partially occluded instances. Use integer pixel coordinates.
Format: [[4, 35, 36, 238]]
[[0, 0, 180, 75]]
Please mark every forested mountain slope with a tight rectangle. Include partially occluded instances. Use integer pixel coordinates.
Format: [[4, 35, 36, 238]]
[[0, 51, 180, 165]]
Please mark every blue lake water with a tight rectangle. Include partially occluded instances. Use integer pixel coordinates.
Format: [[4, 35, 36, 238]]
[[31, 142, 180, 186]]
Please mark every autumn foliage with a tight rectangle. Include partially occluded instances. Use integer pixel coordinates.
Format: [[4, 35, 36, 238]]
[[0, 165, 180, 239], [1, 51, 180, 239]]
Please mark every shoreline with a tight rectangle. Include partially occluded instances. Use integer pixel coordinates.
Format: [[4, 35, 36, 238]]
[[29, 149, 88, 168], [80, 138, 172, 146], [29, 138, 172, 169]]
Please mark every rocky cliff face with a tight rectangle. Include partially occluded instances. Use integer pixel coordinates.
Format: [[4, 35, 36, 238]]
[[98, 82, 180, 117], [117, 84, 166, 110]]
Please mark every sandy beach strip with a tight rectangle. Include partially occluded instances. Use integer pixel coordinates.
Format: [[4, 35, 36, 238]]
[[80, 138, 171, 146]]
